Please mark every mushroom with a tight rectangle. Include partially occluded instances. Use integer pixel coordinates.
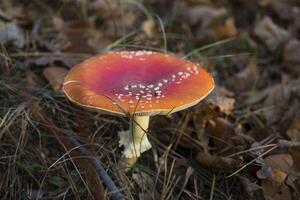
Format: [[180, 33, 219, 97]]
[[63, 50, 214, 169]]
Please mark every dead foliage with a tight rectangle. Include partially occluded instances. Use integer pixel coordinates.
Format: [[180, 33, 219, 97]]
[[1, 0, 300, 199]]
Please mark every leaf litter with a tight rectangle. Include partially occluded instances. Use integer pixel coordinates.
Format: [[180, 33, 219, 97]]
[[1, 0, 300, 199]]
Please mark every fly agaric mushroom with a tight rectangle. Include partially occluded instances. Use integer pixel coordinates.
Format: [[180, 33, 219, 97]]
[[63, 50, 214, 169]]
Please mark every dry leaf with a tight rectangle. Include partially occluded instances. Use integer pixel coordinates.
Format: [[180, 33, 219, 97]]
[[283, 39, 300, 76], [214, 17, 238, 39], [289, 146, 300, 171], [264, 154, 294, 173], [61, 19, 99, 53], [248, 79, 300, 125], [254, 16, 290, 51], [196, 152, 240, 170], [204, 86, 235, 115], [287, 114, 300, 171], [263, 80, 300, 125], [207, 96, 235, 115], [228, 57, 258, 91], [259, 0, 294, 21], [32, 55, 83, 67], [262, 169, 291, 200], [184, 6, 228, 26], [257, 154, 297, 200], [43, 66, 68, 91], [239, 176, 261, 199], [287, 115, 300, 142], [207, 117, 236, 151], [183, 5, 237, 42]]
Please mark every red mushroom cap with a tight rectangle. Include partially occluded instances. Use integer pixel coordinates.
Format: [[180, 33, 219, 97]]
[[63, 51, 214, 116]]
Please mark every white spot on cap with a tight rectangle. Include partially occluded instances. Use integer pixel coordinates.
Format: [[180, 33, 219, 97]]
[[139, 84, 145, 89]]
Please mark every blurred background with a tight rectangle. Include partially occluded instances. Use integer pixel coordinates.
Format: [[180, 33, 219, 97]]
[[1, 0, 300, 199]]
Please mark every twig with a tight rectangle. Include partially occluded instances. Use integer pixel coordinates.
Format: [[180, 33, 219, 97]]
[[67, 135, 124, 200], [40, 116, 124, 200]]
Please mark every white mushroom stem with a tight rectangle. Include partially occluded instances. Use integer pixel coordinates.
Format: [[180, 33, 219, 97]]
[[118, 115, 152, 159]]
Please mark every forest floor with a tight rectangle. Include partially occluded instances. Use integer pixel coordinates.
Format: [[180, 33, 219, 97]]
[[1, 0, 300, 199]]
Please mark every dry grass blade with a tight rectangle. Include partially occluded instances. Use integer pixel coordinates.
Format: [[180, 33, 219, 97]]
[[38, 115, 124, 200]]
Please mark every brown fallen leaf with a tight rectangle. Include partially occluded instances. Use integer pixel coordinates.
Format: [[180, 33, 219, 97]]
[[287, 114, 300, 142], [254, 16, 290, 51], [283, 39, 300, 76], [263, 154, 293, 173], [195, 151, 241, 171], [184, 5, 228, 27], [213, 17, 238, 39], [256, 154, 298, 200], [204, 86, 235, 115], [248, 79, 300, 126], [207, 117, 236, 152], [189, 86, 236, 154], [61, 19, 98, 54], [228, 57, 258, 92], [43, 66, 68, 91], [31, 55, 84, 67], [287, 114, 300, 172], [261, 169, 291, 200], [239, 176, 262, 199], [289, 146, 300, 171], [182, 5, 237, 42], [259, 0, 295, 22]]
